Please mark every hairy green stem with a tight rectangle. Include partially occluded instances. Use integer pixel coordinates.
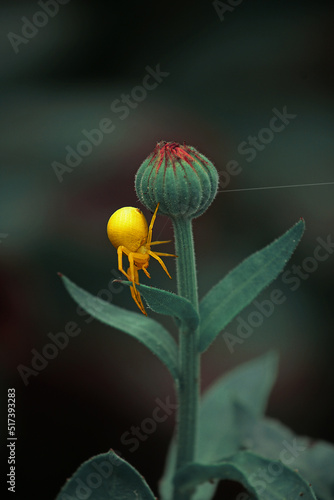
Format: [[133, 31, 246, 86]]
[[172, 217, 200, 500]]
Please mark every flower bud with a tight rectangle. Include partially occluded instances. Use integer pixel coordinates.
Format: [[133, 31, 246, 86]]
[[135, 141, 218, 219]]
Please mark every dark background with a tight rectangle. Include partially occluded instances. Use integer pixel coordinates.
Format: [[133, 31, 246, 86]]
[[1, 1, 334, 498]]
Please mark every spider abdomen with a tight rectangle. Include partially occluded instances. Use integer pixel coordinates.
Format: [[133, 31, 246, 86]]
[[107, 207, 148, 252]]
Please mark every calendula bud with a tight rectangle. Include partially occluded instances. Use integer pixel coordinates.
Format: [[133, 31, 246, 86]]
[[135, 141, 218, 219]]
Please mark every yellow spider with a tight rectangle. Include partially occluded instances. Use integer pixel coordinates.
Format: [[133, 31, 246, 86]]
[[107, 203, 176, 315]]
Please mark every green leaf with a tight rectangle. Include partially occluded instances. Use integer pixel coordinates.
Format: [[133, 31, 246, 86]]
[[60, 275, 179, 382], [56, 450, 156, 500], [174, 451, 317, 500], [194, 352, 278, 500], [298, 441, 334, 500], [120, 281, 199, 330], [159, 352, 278, 500], [203, 351, 278, 417], [198, 352, 278, 459], [199, 219, 305, 352], [234, 403, 334, 500], [159, 441, 177, 500]]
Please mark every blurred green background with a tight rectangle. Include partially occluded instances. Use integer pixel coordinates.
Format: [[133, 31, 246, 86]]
[[1, 0, 334, 498]]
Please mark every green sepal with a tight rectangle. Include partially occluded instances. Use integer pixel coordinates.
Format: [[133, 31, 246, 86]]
[[135, 142, 219, 219], [56, 450, 156, 500], [199, 219, 305, 352], [60, 275, 179, 382], [120, 281, 199, 330]]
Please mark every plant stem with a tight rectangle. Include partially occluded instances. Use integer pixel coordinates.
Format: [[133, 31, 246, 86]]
[[172, 217, 200, 500]]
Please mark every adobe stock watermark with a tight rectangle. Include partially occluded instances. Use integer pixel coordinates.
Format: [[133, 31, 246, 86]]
[[58, 452, 122, 500], [223, 234, 334, 353], [218, 106, 297, 191], [213, 0, 244, 22], [235, 438, 307, 500], [17, 269, 125, 386], [7, 0, 71, 54], [51, 64, 170, 183], [120, 396, 178, 452]]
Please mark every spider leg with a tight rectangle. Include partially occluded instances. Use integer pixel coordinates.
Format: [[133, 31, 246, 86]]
[[141, 261, 151, 279], [129, 283, 146, 316], [146, 203, 160, 246], [117, 246, 132, 280], [128, 251, 151, 279], [118, 246, 146, 314], [150, 240, 171, 246], [153, 252, 177, 257], [128, 253, 147, 315], [148, 250, 173, 279]]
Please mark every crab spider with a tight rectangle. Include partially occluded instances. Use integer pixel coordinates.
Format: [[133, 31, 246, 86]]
[[107, 203, 176, 315]]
